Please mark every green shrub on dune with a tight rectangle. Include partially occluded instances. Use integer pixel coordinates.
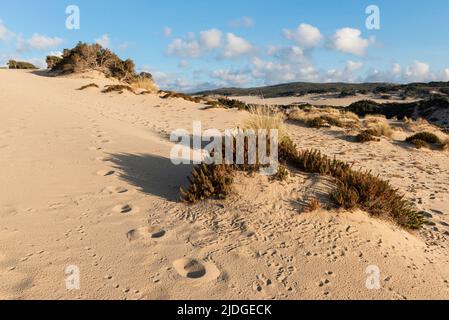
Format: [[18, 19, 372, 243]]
[[7, 60, 37, 70]]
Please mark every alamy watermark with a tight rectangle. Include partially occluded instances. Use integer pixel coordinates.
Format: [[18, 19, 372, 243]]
[[365, 265, 381, 290], [366, 5, 381, 30], [66, 5, 80, 30], [170, 121, 279, 176], [65, 265, 80, 290]]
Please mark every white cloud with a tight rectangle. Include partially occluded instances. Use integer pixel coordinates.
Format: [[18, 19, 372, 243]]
[[324, 60, 364, 82], [167, 38, 202, 58], [330, 28, 372, 56], [199, 29, 222, 49], [0, 20, 15, 41], [95, 34, 110, 48], [230, 16, 255, 28], [251, 57, 319, 85], [164, 27, 172, 37], [211, 69, 252, 86], [283, 23, 322, 48], [223, 33, 254, 58], [392, 63, 402, 76], [404, 60, 430, 82], [17, 33, 63, 52]]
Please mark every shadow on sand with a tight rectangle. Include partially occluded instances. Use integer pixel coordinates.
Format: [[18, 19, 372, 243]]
[[108, 153, 193, 202]]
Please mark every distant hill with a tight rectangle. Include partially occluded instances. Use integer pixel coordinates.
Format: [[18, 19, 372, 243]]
[[195, 81, 449, 99]]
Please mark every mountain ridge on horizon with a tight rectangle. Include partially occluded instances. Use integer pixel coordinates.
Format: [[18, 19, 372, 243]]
[[194, 80, 449, 98]]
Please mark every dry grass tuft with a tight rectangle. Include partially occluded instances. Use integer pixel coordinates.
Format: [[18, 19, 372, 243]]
[[305, 197, 321, 212], [130, 77, 158, 93], [363, 115, 393, 138], [243, 106, 286, 139], [102, 85, 135, 94], [77, 83, 99, 90]]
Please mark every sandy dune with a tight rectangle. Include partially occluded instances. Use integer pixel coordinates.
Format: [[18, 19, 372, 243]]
[[0, 70, 448, 300]]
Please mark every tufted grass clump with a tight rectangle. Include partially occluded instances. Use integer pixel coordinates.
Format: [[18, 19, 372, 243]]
[[356, 130, 380, 143]]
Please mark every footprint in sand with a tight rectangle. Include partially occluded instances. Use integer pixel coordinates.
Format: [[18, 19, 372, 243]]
[[97, 170, 115, 177], [88, 146, 102, 151], [126, 226, 166, 241], [105, 186, 128, 194], [113, 204, 133, 214], [173, 258, 221, 281]]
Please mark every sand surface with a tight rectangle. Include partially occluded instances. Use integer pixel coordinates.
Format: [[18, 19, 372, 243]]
[[0, 70, 448, 300]]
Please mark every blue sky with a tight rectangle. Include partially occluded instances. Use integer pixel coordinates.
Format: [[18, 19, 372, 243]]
[[1, 0, 448, 91]]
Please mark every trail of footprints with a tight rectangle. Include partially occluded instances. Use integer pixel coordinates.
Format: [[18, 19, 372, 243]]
[[84, 119, 220, 296]]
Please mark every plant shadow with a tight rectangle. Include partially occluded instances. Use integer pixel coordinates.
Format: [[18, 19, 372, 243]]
[[108, 153, 193, 202]]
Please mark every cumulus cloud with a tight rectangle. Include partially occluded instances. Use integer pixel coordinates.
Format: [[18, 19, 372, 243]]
[[0, 19, 15, 41], [16, 33, 63, 52], [222, 33, 254, 58], [324, 60, 364, 82], [404, 60, 430, 82], [330, 28, 372, 56], [95, 34, 110, 48], [229, 16, 255, 28], [283, 23, 322, 48], [167, 38, 202, 58], [211, 69, 252, 86], [199, 29, 222, 49]]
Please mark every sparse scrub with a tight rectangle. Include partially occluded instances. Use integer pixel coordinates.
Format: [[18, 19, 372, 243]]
[[217, 98, 251, 110], [161, 91, 202, 103], [278, 137, 423, 229], [77, 83, 99, 90], [181, 115, 423, 230]]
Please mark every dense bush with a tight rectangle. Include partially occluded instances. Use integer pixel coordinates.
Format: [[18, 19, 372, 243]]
[[7, 60, 37, 69], [51, 42, 138, 82], [405, 132, 441, 144], [46, 55, 62, 69]]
